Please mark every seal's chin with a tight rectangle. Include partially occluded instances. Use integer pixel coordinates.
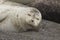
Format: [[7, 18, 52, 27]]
[[26, 24, 39, 32], [28, 22, 39, 27], [27, 23, 38, 29]]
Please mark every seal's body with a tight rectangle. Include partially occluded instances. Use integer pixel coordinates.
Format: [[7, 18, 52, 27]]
[[0, 2, 42, 32]]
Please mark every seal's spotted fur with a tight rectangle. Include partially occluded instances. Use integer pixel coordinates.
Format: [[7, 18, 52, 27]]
[[0, 1, 42, 32]]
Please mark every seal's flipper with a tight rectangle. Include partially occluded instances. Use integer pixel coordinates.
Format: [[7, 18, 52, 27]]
[[0, 14, 7, 22], [0, 10, 8, 22]]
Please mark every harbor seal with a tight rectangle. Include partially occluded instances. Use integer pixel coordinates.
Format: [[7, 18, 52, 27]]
[[0, 1, 42, 32]]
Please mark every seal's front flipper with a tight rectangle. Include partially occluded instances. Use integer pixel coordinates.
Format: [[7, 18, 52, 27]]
[[0, 15, 8, 22], [0, 10, 8, 22]]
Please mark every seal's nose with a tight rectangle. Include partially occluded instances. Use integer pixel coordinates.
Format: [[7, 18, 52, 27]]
[[31, 20, 34, 22]]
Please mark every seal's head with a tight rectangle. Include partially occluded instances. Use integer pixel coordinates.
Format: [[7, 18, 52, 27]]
[[23, 7, 42, 31], [14, 7, 42, 32]]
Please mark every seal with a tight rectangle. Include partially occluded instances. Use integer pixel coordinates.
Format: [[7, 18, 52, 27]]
[[0, 1, 42, 32]]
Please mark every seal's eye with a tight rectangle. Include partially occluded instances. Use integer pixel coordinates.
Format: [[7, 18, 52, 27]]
[[28, 14, 31, 16], [36, 18, 39, 20]]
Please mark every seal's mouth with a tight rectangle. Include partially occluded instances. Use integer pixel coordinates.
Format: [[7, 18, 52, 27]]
[[27, 23, 35, 28], [27, 23, 39, 31], [28, 24, 34, 28]]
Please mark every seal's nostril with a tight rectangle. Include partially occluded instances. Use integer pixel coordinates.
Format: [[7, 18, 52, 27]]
[[32, 20, 34, 22]]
